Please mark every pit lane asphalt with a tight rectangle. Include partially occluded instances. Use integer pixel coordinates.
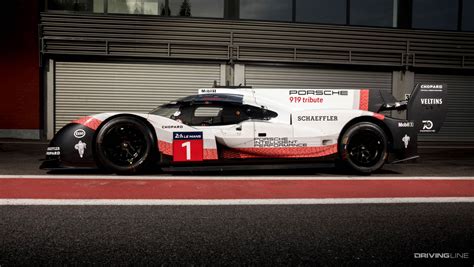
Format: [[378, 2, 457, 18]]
[[1, 141, 473, 266], [1, 204, 473, 266]]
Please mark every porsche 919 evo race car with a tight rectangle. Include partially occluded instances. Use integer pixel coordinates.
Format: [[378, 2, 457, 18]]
[[41, 83, 447, 174]]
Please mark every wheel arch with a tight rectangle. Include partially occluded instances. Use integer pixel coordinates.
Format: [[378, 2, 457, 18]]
[[93, 114, 159, 162], [338, 116, 393, 152]]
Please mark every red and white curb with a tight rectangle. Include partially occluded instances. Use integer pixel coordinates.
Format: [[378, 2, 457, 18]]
[[0, 176, 473, 205]]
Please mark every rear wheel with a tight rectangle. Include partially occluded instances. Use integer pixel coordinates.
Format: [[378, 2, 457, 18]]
[[95, 116, 156, 174], [339, 122, 388, 174]]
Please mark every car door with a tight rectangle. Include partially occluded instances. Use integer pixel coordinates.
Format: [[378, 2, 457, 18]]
[[254, 121, 294, 143], [217, 121, 255, 148]]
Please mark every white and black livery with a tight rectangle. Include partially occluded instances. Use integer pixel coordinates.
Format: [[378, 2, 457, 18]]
[[41, 83, 447, 174]]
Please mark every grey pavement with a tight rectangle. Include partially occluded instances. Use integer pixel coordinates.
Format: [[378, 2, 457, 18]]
[[1, 204, 473, 266], [1, 140, 473, 266]]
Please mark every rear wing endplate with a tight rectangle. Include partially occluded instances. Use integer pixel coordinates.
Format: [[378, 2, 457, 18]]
[[407, 83, 448, 134]]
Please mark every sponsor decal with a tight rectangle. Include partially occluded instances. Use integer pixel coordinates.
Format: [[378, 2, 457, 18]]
[[162, 125, 184, 129], [46, 146, 60, 156], [423, 120, 433, 130], [297, 115, 338, 122], [289, 90, 348, 96], [254, 137, 307, 148], [414, 253, 469, 259], [74, 140, 87, 158], [421, 120, 435, 132], [200, 89, 216, 93], [73, 129, 86, 139], [402, 134, 410, 149], [420, 98, 443, 105], [398, 122, 414, 128], [420, 84, 443, 89], [173, 131, 203, 162]]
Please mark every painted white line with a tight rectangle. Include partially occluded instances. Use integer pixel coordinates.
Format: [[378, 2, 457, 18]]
[[1, 197, 473, 206], [0, 175, 472, 180]]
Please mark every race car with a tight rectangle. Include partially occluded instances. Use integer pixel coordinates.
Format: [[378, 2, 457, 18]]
[[40, 83, 447, 174]]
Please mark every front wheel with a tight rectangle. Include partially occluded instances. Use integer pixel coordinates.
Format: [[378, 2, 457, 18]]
[[95, 116, 156, 174], [339, 122, 388, 174]]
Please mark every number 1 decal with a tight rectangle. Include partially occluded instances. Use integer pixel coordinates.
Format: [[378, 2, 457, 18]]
[[181, 141, 191, 160], [172, 132, 203, 162]]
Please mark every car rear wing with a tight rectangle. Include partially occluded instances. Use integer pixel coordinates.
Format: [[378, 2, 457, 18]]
[[406, 83, 447, 134], [378, 83, 447, 134]]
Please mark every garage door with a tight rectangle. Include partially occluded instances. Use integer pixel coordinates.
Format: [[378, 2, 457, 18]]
[[245, 65, 392, 92], [415, 73, 474, 143], [55, 62, 221, 132]]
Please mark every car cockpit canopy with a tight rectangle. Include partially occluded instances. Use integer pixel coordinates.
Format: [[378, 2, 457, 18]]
[[150, 94, 278, 126]]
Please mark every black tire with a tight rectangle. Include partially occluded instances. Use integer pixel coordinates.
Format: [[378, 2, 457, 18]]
[[95, 116, 156, 174], [339, 122, 388, 174]]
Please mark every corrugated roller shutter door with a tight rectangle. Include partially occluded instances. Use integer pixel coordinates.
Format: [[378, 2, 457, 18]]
[[415, 74, 474, 143], [55, 62, 220, 132], [245, 65, 392, 92]]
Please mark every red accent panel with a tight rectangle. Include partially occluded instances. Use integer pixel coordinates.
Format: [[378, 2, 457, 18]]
[[72, 116, 102, 131], [359, 89, 370, 111], [158, 140, 218, 160], [373, 113, 385, 120], [222, 144, 338, 159], [0, 179, 472, 199], [158, 140, 173, 155], [159, 141, 335, 160], [203, 148, 218, 160]]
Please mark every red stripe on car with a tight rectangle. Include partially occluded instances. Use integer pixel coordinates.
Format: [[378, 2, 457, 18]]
[[373, 113, 385, 120], [222, 144, 338, 159], [158, 140, 173, 155], [72, 116, 102, 131], [359, 89, 369, 111], [158, 141, 336, 160]]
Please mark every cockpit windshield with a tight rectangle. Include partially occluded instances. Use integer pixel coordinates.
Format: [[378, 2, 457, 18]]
[[150, 104, 181, 118], [150, 101, 278, 126]]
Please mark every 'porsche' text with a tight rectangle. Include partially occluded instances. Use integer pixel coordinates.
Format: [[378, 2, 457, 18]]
[[289, 90, 348, 96]]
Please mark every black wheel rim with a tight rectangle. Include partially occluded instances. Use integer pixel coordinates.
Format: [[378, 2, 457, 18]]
[[346, 129, 384, 168], [101, 122, 148, 167]]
